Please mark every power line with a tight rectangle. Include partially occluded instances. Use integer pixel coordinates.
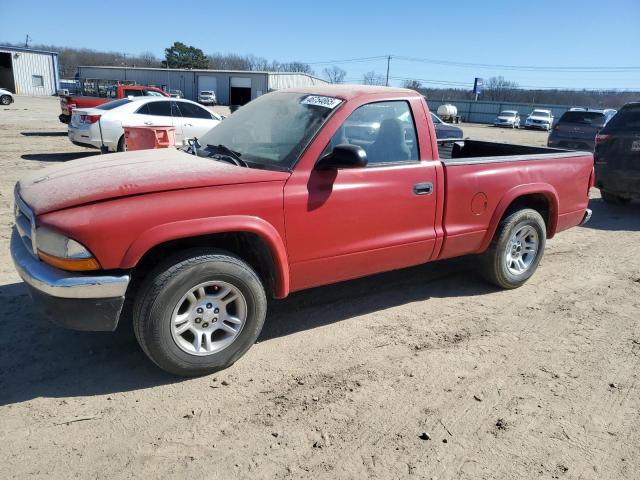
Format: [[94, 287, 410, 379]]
[[306, 54, 640, 72]]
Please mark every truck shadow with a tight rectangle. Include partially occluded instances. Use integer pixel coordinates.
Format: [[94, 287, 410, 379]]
[[582, 198, 640, 232], [21, 152, 100, 162], [0, 258, 493, 406]]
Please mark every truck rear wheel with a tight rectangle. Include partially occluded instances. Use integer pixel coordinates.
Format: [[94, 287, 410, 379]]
[[133, 249, 267, 376], [479, 208, 546, 289]]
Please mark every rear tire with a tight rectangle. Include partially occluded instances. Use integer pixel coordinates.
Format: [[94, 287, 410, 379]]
[[601, 191, 631, 205], [479, 209, 546, 289], [0, 95, 11, 106], [133, 249, 267, 376], [117, 135, 126, 152]]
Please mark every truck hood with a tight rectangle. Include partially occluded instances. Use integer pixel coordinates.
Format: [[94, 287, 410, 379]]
[[18, 148, 290, 215]]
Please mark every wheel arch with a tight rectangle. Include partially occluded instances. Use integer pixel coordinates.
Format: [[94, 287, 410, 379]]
[[121, 216, 290, 299], [479, 184, 559, 252]]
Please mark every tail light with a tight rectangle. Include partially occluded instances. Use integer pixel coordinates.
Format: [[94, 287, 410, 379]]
[[80, 114, 101, 124], [595, 134, 611, 145]]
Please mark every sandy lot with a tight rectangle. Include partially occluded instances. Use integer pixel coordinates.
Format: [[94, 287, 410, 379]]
[[1, 96, 639, 480]]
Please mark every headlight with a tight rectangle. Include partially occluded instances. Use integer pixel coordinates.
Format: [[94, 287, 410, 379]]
[[35, 226, 100, 271]]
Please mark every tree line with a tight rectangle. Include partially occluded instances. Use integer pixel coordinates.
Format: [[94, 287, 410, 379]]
[[0, 41, 315, 78]]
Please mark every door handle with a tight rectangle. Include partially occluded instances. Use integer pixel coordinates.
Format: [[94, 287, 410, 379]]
[[184, 123, 193, 127], [143, 121, 153, 125], [413, 182, 433, 195]]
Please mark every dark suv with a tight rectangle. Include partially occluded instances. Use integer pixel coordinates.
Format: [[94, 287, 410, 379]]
[[548, 109, 616, 152], [594, 102, 640, 204]]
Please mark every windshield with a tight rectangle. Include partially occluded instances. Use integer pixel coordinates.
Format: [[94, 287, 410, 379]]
[[500, 111, 516, 117], [531, 110, 550, 117], [198, 92, 342, 169], [96, 98, 132, 110], [558, 111, 605, 126]]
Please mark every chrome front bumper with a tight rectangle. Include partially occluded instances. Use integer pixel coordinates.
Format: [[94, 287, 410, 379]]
[[580, 208, 592, 226], [11, 230, 130, 331], [11, 229, 129, 299]]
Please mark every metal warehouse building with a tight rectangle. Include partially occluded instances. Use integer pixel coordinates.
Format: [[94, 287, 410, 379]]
[[0, 46, 59, 96], [77, 66, 328, 105]]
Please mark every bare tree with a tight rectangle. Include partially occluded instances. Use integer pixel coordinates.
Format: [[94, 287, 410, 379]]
[[483, 76, 519, 101], [363, 71, 385, 86], [323, 66, 347, 84], [138, 51, 160, 67], [402, 79, 422, 90]]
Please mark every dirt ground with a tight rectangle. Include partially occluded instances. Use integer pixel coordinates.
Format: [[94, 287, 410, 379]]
[[1, 96, 639, 480]]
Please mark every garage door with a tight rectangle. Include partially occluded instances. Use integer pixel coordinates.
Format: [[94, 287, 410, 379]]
[[198, 75, 217, 94], [230, 77, 251, 88]]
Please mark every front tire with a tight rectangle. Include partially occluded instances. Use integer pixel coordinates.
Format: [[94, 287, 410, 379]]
[[479, 209, 546, 289], [133, 249, 267, 376], [0, 95, 12, 106]]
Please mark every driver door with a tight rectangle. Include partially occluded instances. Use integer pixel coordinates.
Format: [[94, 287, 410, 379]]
[[284, 99, 439, 292]]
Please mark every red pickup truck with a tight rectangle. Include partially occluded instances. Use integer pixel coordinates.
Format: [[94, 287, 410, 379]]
[[12, 86, 593, 376], [58, 84, 169, 124]]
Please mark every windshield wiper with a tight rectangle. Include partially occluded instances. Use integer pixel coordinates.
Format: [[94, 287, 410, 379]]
[[206, 144, 248, 167]]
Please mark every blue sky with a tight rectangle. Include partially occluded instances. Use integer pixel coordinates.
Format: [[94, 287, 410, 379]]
[[3, 0, 639, 90]]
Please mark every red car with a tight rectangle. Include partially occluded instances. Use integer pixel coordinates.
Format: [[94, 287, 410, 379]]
[[59, 84, 169, 124], [12, 85, 593, 376]]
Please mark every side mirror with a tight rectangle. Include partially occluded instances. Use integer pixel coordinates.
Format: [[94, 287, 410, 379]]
[[316, 144, 367, 170]]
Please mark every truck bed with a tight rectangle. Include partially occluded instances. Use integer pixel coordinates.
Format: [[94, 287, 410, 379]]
[[437, 139, 581, 164], [436, 139, 593, 260]]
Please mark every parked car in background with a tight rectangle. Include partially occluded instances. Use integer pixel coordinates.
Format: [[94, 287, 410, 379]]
[[0, 87, 14, 105], [199, 90, 217, 105], [168, 89, 183, 98], [594, 102, 640, 204], [59, 84, 170, 124], [430, 112, 464, 138], [493, 110, 520, 128], [548, 109, 616, 151], [525, 109, 554, 130], [12, 86, 593, 376], [68, 97, 222, 152]]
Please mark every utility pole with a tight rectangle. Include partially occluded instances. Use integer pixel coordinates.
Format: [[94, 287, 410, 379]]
[[385, 55, 391, 86], [24, 34, 31, 48]]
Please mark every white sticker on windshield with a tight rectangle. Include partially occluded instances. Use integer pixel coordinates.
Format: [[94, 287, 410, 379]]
[[301, 95, 342, 109]]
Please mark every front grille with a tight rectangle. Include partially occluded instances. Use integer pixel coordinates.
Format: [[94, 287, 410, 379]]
[[14, 187, 37, 257]]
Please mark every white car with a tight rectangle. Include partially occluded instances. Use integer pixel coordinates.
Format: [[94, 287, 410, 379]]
[[0, 88, 14, 106], [68, 97, 222, 152], [493, 110, 520, 128], [198, 90, 217, 105], [525, 109, 554, 131]]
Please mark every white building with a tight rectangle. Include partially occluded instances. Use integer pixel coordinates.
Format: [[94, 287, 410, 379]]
[[0, 45, 59, 96]]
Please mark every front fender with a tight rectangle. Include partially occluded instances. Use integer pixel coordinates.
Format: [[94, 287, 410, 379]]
[[478, 183, 559, 252], [121, 215, 290, 298]]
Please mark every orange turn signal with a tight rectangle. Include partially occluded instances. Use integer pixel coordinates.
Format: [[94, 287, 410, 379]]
[[37, 250, 101, 271]]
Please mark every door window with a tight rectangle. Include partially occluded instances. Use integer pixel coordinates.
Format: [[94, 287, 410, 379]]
[[328, 101, 419, 165], [176, 101, 214, 119], [124, 89, 144, 97], [145, 101, 172, 116]]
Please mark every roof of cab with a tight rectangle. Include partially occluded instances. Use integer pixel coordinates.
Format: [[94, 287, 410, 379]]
[[280, 84, 420, 100]]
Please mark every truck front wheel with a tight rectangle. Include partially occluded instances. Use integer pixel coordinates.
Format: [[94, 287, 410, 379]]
[[479, 208, 546, 289], [133, 249, 267, 376]]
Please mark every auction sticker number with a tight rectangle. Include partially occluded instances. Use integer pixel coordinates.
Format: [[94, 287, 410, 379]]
[[301, 95, 342, 109]]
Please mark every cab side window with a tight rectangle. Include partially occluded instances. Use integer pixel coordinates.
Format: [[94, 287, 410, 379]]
[[328, 101, 419, 165], [124, 89, 144, 97]]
